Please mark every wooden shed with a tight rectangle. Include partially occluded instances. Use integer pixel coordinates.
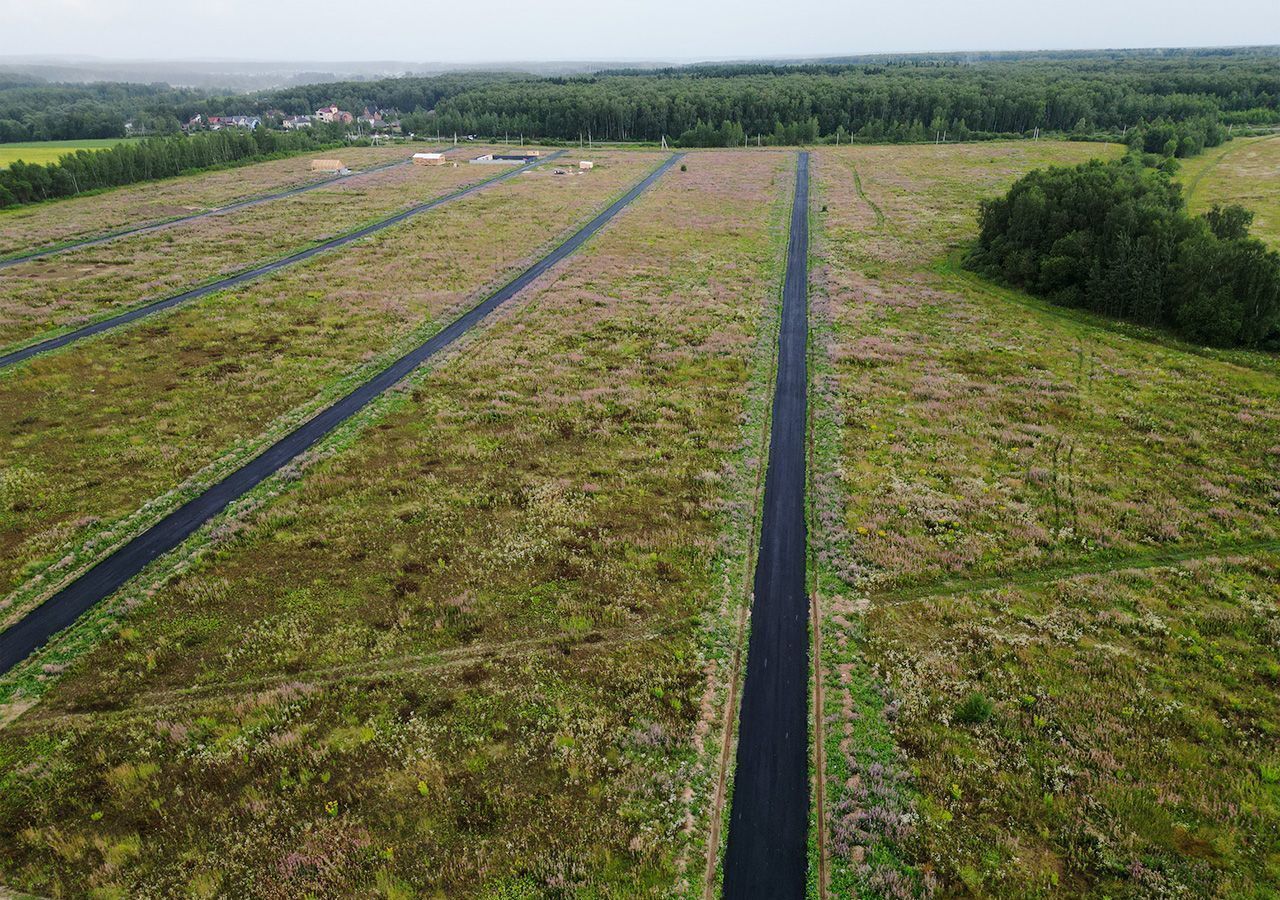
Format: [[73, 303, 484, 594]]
[[413, 152, 447, 166], [579, 160, 594, 170]]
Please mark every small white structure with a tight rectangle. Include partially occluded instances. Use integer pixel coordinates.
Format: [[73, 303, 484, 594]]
[[412, 152, 447, 166], [579, 160, 594, 170]]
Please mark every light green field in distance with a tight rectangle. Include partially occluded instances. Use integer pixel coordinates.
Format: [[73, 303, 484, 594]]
[[1178, 133, 1280, 248], [0, 139, 135, 168]]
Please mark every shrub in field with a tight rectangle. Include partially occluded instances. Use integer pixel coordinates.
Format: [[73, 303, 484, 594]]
[[969, 155, 1280, 348], [953, 692, 993, 725]]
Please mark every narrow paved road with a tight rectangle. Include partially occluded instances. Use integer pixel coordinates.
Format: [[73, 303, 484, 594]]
[[0, 153, 682, 675], [722, 151, 810, 899], [0, 152, 563, 371], [0, 157, 416, 269]]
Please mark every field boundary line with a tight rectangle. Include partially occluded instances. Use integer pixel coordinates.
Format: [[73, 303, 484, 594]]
[[0, 155, 425, 268], [0, 153, 681, 676], [9, 628, 664, 732], [0, 152, 564, 371], [868, 538, 1280, 608]]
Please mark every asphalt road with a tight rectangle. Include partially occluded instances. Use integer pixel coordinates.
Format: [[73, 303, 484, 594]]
[[0, 157, 415, 270], [0, 152, 563, 372], [0, 152, 681, 676], [722, 151, 810, 899]]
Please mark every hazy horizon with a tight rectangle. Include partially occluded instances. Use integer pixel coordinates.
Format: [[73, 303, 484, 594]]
[[4, 0, 1279, 67]]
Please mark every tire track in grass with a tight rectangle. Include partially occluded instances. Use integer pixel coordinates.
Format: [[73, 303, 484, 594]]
[[0, 152, 563, 371], [0, 153, 681, 675], [722, 151, 810, 899], [0, 157, 419, 268], [849, 164, 884, 228], [10, 627, 667, 731], [868, 537, 1280, 609]]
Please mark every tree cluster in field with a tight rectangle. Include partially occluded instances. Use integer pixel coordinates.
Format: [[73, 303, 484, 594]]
[[1, 50, 1277, 146], [0, 128, 341, 208], [969, 156, 1280, 349]]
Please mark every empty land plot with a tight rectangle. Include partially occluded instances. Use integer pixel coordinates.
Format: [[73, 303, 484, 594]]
[[0, 148, 519, 349], [0, 151, 659, 606], [1179, 134, 1280, 249], [809, 142, 1280, 895], [867, 554, 1280, 896], [0, 144, 418, 259], [0, 150, 794, 897]]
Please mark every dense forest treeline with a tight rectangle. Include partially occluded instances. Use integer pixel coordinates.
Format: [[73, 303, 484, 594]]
[[968, 156, 1280, 349], [0, 49, 1277, 145], [0, 129, 340, 208]]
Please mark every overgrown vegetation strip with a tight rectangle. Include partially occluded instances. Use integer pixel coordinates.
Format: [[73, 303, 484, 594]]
[[0, 152, 563, 370], [722, 151, 810, 898], [0, 157, 414, 267], [0, 152, 679, 673]]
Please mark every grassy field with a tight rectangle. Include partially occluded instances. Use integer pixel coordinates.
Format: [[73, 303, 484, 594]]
[[0, 139, 133, 169], [0, 145, 523, 349], [1178, 134, 1280, 249], [0, 138, 1276, 896], [0, 151, 660, 611], [810, 140, 1280, 896], [0, 144, 419, 258], [0, 150, 793, 896]]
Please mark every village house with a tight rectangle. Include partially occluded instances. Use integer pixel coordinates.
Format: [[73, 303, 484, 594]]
[[315, 105, 354, 124], [282, 115, 314, 130]]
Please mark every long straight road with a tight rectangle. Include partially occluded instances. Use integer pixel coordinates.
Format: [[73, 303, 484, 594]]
[[0, 152, 682, 675], [0, 152, 563, 371], [722, 150, 810, 899], [0, 157, 416, 269]]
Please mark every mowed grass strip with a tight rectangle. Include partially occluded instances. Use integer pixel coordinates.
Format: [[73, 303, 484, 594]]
[[1179, 134, 1280, 249], [0, 147, 523, 348], [0, 151, 794, 896], [0, 151, 660, 603], [0, 144, 416, 259], [810, 142, 1280, 894]]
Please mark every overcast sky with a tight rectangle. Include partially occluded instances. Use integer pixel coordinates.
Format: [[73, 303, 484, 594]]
[[2, 0, 1277, 63]]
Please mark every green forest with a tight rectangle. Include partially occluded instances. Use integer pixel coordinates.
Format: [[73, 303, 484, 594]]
[[1, 48, 1277, 146], [968, 155, 1280, 348]]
